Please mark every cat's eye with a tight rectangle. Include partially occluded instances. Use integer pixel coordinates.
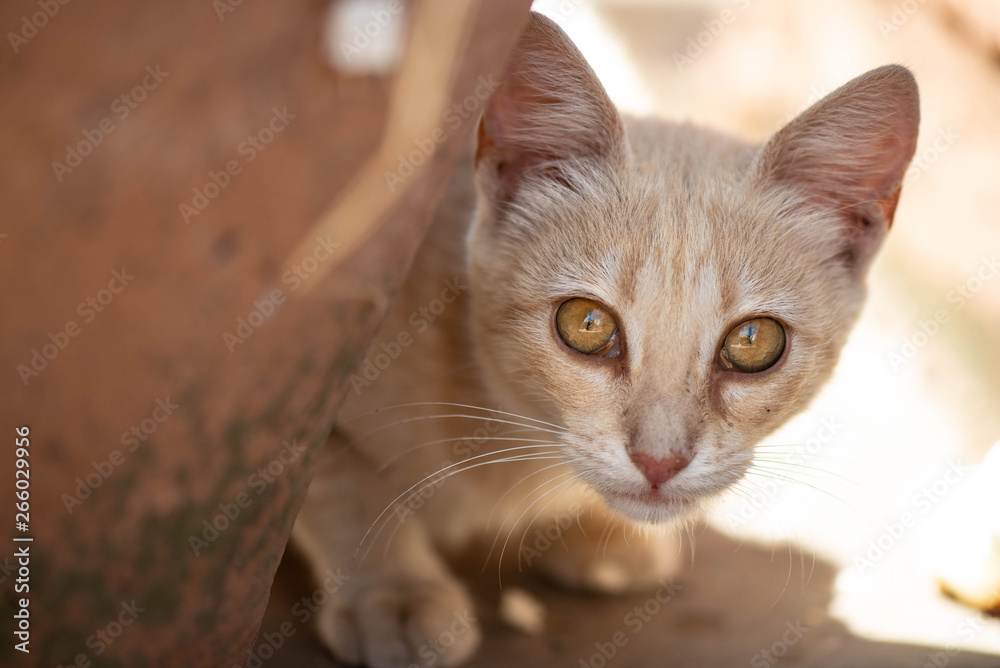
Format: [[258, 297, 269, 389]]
[[556, 298, 620, 357], [720, 318, 785, 373]]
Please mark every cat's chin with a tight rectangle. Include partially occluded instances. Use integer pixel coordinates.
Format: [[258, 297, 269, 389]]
[[601, 489, 700, 525]]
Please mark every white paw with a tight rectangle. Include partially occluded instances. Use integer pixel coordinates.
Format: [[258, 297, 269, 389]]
[[316, 574, 481, 668]]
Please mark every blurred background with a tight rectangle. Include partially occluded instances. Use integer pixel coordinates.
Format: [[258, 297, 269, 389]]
[[269, 0, 1000, 665]]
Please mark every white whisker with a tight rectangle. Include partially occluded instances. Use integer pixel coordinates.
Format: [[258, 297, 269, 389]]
[[359, 401, 568, 432], [378, 437, 561, 472], [497, 476, 580, 584], [352, 413, 567, 444], [354, 447, 566, 564]]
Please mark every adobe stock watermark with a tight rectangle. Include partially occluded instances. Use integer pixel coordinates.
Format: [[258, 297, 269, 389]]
[[393, 466, 450, 525], [405, 609, 477, 668], [578, 579, 683, 668], [222, 235, 340, 353], [386, 414, 506, 523], [348, 276, 466, 393], [61, 397, 180, 514], [237, 567, 351, 667], [905, 126, 959, 185], [7, 0, 73, 54], [519, 503, 583, 567], [17, 267, 135, 386], [750, 619, 810, 667], [189, 439, 305, 555], [672, 0, 752, 72], [541, 0, 588, 22], [55, 599, 145, 668], [725, 413, 844, 528], [878, 0, 929, 39], [920, 608, 995, 668], [383, 76, 499, 192], [451, 414, 503, 459], [51, 65, 170, 182], [393, 411, 570, 525], [853, 460, 970, 574], [888, 255, 998, 370], [180, 106, 295, 224]]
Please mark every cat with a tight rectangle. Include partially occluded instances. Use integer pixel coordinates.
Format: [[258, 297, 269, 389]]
[[293, 12, 920, 667]]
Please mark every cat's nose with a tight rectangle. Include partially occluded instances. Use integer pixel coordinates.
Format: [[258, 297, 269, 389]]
[[629, 452, 689, 488]]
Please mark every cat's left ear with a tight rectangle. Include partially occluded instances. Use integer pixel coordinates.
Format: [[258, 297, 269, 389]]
[[475, 12, 628, 206], [751, 65, 920, 271]]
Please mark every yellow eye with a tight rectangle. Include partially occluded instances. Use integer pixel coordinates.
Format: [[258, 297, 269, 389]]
[[556, 298, 620, 357], [721, 318, 785, 373]]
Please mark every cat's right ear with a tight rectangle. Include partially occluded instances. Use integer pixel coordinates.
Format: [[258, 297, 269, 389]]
[[750, 65, 920, 272], [475, 12, 627, 206]]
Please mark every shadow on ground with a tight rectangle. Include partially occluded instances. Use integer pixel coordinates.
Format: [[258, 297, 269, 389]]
[[260, 528, 1000, 667]]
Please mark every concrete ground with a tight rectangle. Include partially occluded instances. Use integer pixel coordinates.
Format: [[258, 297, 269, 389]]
[[264, 0, 1000, 665]]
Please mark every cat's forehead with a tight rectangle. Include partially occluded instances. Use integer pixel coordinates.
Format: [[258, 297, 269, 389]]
[[515, 168, 832, 351], [526, 165, 747, 298]]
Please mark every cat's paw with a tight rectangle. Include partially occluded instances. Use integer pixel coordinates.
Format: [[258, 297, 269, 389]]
[[530, 514, 684, 594], [315, 573, 480, 668]]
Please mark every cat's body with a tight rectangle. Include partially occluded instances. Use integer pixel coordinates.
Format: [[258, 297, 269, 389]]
[[295, 13, 919, 667]]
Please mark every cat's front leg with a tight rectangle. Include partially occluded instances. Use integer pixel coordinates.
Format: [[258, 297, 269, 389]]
[[294, 441, 480, 668], [529, 501, 684, 595]]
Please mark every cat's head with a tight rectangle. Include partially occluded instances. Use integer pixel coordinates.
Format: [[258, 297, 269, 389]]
[[467, 13, 919, 523]]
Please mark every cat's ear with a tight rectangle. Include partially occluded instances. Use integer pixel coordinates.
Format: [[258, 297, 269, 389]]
[[475, 12, 627, 205], [752, 65, 919, 271]]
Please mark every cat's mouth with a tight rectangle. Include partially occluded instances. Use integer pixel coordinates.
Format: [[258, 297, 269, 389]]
[[602, 486, 698, 523]]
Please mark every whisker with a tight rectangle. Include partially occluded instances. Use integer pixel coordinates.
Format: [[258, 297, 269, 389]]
[[485, 460, 574, 537], [752, 446, 886, 474], [594, 515, 614, 560], [357, 401, 568, 432], [378, 437, 561, 472], [729, 478, 801, 541], [748, 462, 888, 508], [601, 516, 623, 560], [752, 457, 879, 484], [497, 476, 580, 585], [743, 469, 874, 530], [352, 413, 567, 445], [515, 478, 581, 572], [733, 472, 831, 591], [731, 478, 803, 604], [685, 522, 696, 566], [361, 452, 567, 565], [483, 466, 576, 569], [353, 447, 565, 564]]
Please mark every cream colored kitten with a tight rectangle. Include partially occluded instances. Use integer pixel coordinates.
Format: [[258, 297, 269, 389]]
[[294, 13, 919, 667]]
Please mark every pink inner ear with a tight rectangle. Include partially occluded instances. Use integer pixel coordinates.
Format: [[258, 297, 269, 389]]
[[473, 13, 626, 204], [752, 65, 919, 270], [475, 114, 497, 167], [853, 117, 917, 202], [760, 66, 919, 225], [877, 185, 903, 229], [476, 103, 561, 202]]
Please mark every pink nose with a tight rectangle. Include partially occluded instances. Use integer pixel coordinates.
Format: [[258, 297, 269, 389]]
[[629, 452, 689, 488]]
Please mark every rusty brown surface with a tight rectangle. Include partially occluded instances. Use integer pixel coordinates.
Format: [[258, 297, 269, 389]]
[[0, 0, 531, 665]]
